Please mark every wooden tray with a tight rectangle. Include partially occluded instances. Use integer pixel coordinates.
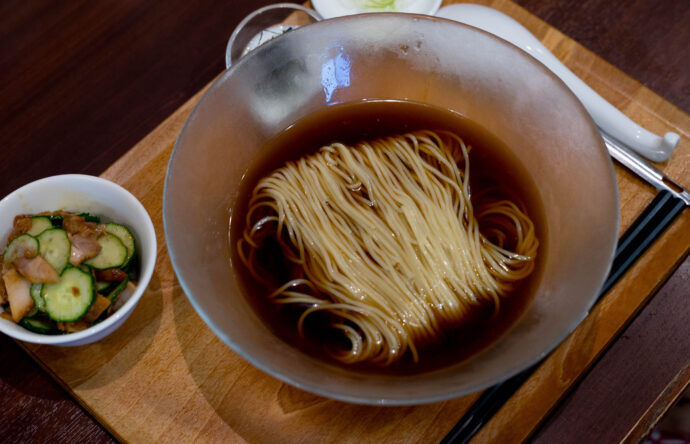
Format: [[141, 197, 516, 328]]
[[21, 0, 690, 442]]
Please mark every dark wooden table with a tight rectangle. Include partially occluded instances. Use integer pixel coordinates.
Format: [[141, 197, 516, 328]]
[[1, 1, 688, 442]]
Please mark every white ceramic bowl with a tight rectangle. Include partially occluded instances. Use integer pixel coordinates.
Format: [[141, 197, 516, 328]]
[[0, 174, 157, 346], [312, 0, 441, 19]]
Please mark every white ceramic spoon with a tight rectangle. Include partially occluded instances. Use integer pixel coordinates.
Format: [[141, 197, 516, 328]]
[[437, 3, 679, 162]]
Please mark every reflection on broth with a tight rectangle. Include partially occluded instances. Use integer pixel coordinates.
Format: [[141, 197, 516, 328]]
[[231, 100, 546, 374]]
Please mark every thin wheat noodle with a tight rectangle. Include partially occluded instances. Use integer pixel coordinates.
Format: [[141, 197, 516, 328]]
[[239, 130, 538, 365]]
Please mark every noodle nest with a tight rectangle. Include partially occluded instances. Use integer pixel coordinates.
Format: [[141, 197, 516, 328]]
[[239, 130, 538, 365]]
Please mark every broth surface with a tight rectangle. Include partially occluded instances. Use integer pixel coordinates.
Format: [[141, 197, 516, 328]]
[[230, 100, 547, 374]]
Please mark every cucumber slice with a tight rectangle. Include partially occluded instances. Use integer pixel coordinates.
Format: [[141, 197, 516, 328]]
[[27, 217, 53, 236], [20, 317, 57, 334], [42, 267, 95, 322], [107, 277, 130, 303], [30, 283, 46, 312], [84, 233, 127, 270], [37, 228, 71, 273], [25, 306, 39, 319], [96, 281, 113, 292], [105, 223, 136, 267], [125, 255, 140, 280], [77, 213, 100, 223], [2, 234, 39, 264]]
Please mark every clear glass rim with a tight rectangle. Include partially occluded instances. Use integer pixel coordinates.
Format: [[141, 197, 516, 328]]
[[165, 12, 619, 405]]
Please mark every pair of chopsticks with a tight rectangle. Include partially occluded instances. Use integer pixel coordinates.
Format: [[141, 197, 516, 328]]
[[442, 189, 687, 444]]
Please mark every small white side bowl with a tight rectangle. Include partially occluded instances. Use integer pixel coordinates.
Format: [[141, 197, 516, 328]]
[[312, 0, 441, 19], [0, 174, 157, 346]]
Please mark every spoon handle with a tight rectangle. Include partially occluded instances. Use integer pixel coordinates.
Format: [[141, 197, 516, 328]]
[[436, 4, 680, 162], [602, 132, 690, 206]]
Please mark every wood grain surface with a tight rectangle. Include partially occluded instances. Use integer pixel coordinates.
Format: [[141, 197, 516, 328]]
[[0, 1, 284, 442], [0, 333, 114, 443], [515, 0, 690, 114], [533, 259, 690, 443], [1, 0, 688, 443]]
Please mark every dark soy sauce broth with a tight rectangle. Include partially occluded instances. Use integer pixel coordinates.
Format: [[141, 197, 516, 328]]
[[230, 100, 547, 375]]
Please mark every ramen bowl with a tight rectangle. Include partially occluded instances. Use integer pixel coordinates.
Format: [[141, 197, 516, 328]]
[[164, 14, 618, 404]]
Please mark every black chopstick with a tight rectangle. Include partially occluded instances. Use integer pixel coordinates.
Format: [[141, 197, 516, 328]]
[[441, 190, 686, 444], [600, 190, 686, 294]]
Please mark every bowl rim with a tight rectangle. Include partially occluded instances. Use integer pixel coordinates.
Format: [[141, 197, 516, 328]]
[[0, 174, 157, 345], [164, 13, 619, 404]]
